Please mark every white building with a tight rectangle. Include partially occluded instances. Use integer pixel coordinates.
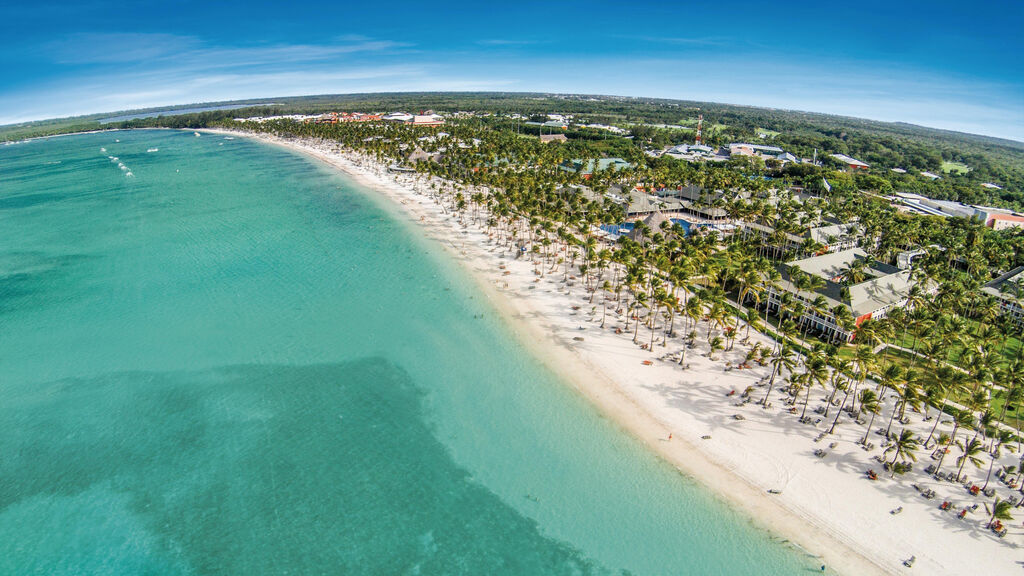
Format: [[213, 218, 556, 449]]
[[764, 248, 933, 343], [982, 266, 1024, 327], [830, 153, 870, 171]]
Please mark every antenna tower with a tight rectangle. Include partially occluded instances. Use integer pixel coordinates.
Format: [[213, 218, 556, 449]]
[[695, 114, 703, 145]]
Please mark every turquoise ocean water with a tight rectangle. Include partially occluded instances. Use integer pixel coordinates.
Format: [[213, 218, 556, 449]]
[[0, 130, 821, 575]]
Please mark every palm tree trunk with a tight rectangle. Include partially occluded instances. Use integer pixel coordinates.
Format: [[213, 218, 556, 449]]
[[925, 391, 951, 447], [828, 389, 850, 434], [823, 383, 839, 418], [862, 411, 878, 445], [885, 399, 902, 437], [981, 449, 998, 491], [762, 363, 782, 407], [649, 304, 659, 351], [956, 449, 972, 482], [800, 384, 813, 420]]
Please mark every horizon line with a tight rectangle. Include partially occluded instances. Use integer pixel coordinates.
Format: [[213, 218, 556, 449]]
[[3, 90, 1022, 145]]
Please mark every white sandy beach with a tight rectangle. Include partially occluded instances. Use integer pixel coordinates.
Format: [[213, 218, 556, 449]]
[[207, 128, 1022, 576]]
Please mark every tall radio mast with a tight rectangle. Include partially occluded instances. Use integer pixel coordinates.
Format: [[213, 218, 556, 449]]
[[695, 114, 703, 145]]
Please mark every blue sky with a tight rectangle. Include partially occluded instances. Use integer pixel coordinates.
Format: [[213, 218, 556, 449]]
[[2, 0, 1022, 140]]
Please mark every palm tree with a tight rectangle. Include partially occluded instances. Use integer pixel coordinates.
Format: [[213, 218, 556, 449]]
[[632, 291, 647, 344], [955, 438, 986, 482], [985, 497, 1014, 529], [823, 358, 852, 418], [599, 280, 612, 328], [924, 368, 966, 448], [884, 429, 920, 478], [762, 345, 796, 407], [659, 290, 678, 346], [982, 430, 1016, 491], [859, 389, 881, 445], [799, 352, 829, 420], [847, 345, 875, 414], [708, 335, 724, 361], [935, 409, 974, 476]]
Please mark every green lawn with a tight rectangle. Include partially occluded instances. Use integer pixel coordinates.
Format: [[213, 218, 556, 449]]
[[756, 128, 780, 138], [941, 161, 971, 174]]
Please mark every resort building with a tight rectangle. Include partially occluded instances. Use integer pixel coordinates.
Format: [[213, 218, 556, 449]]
[[382, 112, 415, 123], [986, 212, 1024, 231], [650, 185, 729, 220], [381, 112, 444, 126], [830, 153, 870, 171], [581, 123, 628, 134], [410, 114, 445, 126], [741, 221, 860, 259], [310, 112, 381, 124], [539, 133, 568, 143], [663, 144, 718, 161], [763, 248, 932, 343], [892, 194, 1024, 230], [982, 266, 1024, 327], [729, 143, 785, 158], [893, 193, 975, 218], [559, 158, 633, 178]]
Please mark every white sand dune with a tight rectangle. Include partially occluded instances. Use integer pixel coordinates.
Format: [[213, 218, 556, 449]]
[[205, 128, 1022, 576]]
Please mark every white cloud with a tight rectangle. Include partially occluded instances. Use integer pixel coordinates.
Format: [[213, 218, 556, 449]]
[[42, 33, 409, 69], [44, 33, 203, 64]]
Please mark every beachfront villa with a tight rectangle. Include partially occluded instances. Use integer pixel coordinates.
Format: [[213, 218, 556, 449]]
[[982, 265, 1024, 327], [764, 248, 932, 343]]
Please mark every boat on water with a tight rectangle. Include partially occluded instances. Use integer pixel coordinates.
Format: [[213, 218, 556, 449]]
[[194, 132, 201, 137], [147, 148, 159, 153]]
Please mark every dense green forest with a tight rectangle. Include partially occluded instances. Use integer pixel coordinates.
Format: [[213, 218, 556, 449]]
[[3, 92, 1022, 207]]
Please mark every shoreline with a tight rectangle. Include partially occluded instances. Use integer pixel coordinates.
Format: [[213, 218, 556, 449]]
[[201, 127, 1018, 576], [3, 127, 127, 145]]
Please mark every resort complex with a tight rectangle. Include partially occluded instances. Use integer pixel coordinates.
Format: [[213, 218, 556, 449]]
[[4, 93, 1023, 576], [187, 99, 1023, 574], [766, 248, 933, 343], [2, 0, 1021, 570]]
